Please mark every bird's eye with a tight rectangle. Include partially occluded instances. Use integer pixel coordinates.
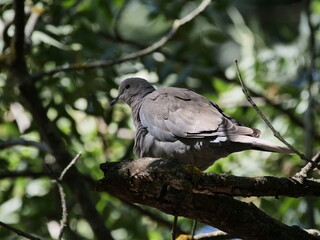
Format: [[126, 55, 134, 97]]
[[125, 84, 130, 89]]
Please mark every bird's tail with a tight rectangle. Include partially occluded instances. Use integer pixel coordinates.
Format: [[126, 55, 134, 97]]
[[228, 135, 295, 154]]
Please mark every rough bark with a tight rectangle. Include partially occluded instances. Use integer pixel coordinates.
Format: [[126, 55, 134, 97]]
[[97, 158, 319, 240]]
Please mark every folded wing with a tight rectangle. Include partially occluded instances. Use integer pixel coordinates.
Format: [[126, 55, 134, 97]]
[[139, 87, 256, 142]]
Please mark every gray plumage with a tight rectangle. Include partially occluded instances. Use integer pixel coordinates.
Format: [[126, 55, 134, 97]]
[[112, 77, 293, 170]]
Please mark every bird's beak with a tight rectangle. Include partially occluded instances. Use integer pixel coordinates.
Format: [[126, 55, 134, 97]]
[[111, 97, 119, 106]]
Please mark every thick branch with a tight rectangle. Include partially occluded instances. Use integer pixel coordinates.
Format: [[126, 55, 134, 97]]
[[12, 0, 26, 70], [97, 158, 318, 240], [11, 1, 114, 239], [99, 158, 320, 198]]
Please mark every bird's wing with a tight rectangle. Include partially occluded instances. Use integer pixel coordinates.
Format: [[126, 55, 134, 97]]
[[139, 87, 255, 142]]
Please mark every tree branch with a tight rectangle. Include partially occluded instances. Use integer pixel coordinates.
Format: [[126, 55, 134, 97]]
[[0, 171, 47, 180], [32, 0, 212, 80], [295, 151, 320, 180], [0, 139, 51, 153], [97, 158, 318, 240], [123, 200, 186, 235], [45, 152, 81, 240], [11, 1, 114, 239], [12, 0, 26, 69], [0, 221, 42, 240], [235, 60, 308, 161], [98, 158, 320, 198], [185, 230, 234, 240]]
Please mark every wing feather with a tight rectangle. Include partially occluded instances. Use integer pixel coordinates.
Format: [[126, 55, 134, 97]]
[[139, 87, 255, 142]]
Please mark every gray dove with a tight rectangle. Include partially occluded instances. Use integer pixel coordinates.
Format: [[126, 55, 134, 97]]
[[111, 77, 293, 170]]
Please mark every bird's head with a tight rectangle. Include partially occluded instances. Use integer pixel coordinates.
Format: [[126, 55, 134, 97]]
[[111, 77, 156, 106]]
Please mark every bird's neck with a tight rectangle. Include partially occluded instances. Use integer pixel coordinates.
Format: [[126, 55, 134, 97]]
[[129, 89, 154, 126], [130, 96, 144, 127]]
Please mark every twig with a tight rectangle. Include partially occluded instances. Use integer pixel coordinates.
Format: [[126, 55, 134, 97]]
[[0, 139, 51, 153], [172, 215, 178, 240], [177, 230, 234, 240], [0, 221, 42, 240], [59, 152, 82, 181], [56, 152, 81, 240], [57, 183, 67, 240], [25, 6, 44, 41], [122, 200, 186, 235], [193, 230, 234, 240], [294, 151, 320, 180], [0, 171, 47, 180], [191, 220, 198, 240], [32, 0, 212, 80], [235, 60, 308, 161], [46, 152, 81, 240]]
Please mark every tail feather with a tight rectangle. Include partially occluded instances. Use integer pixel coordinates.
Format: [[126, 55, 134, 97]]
[[228, 135, 295, 154]]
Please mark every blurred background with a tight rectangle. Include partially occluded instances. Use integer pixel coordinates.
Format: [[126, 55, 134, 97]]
[[0, 0, 319, 239]]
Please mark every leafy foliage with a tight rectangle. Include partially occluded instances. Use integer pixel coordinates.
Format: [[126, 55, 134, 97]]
[[0, 0, 319, 239]]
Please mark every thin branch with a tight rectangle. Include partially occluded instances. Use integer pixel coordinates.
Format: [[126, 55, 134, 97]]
[[59, 152, 81, 181], [32, 0, 212, 80], [56, 152, 81, 240], [46, 152, 81, 240], [179, 230, 234, 240], [294, 152, 320, 180], [25, 6, 44, 41], [0, 221, 42, 240], [191, 220, 198, 240], [0, 139, 51, 153], [194, 231, 233, 240], [123, 200, 186, 235], [0, 171, 47, 180], [235, 60, 308, 161], [172, 215, 178, 240], [57, 183, 67, 240]]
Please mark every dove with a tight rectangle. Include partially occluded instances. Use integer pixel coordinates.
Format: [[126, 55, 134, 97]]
[[111, 77, 293, 170]]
